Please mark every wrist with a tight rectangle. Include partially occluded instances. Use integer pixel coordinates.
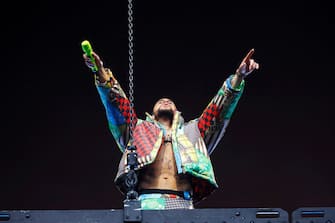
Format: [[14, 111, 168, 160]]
[[97, 67, 110, 82], [226, 74, 244, 92], [95, 68, 115, 87], [231, 74, 243, 88]]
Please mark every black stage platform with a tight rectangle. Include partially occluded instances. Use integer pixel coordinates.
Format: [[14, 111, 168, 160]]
[[1, 206, 334, 223]]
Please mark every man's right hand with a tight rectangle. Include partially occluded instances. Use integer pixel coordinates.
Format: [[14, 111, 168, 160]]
[[83, 51, 104, 71], [83, 52, 111, 83]]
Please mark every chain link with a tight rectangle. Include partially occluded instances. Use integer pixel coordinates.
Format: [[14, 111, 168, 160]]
[[128, 0, 135, 140]]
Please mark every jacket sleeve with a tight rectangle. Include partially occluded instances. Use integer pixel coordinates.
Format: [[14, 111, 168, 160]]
[[94, 68, 138, 153], [197, 74, 245, 155]]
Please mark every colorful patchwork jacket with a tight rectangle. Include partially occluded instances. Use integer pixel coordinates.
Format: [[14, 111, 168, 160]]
[[94, 68, 245, 203]]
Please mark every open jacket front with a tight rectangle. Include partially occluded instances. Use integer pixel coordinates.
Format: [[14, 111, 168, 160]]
[[94, 68, 245, 203]]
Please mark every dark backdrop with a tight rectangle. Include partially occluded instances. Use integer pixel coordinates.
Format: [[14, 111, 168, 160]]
[[1, 0, 333, 213]]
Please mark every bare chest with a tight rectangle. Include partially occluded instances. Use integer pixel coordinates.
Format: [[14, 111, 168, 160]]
[[151, 142, 176, 174]]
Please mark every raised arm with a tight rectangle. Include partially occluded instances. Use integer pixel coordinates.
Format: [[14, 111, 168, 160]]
[[83, 51, 138, 153], [197, 49, 259, 154]]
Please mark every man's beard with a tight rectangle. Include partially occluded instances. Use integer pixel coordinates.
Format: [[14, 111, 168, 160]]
[[156, 109, 174, 120]]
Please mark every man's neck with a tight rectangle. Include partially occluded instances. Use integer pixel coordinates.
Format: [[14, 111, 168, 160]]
[[157, 118, 172, 130]]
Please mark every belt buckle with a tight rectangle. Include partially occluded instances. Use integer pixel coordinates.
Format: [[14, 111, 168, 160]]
[[183, 191, 191, 200]]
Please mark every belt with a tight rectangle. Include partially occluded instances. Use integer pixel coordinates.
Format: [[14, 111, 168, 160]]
[[139, 189, 192, 200]]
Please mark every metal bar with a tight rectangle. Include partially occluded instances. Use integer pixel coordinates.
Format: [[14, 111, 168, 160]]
[[1, 208, 289, 223]]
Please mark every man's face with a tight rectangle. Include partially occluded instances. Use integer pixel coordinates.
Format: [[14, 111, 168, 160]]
[[152, 98, 177, 118]]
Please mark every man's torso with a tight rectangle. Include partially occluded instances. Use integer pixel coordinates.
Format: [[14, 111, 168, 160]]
[[138, 140, 192, 192]]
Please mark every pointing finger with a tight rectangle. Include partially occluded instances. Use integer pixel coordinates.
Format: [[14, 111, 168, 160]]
[[243, 48, 255, 63]]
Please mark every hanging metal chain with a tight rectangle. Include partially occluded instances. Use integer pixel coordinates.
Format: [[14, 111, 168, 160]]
[[128, 0, 135, 140], [124, 0, 139, 201]]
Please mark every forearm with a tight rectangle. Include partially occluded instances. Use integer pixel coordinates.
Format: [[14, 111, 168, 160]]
[[198, 75, 245, 137], [95, 70, 138, 151], [198, 75, 245, 154]]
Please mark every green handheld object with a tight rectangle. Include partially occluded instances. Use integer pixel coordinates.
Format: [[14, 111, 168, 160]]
[[81, 40, 98, 72]]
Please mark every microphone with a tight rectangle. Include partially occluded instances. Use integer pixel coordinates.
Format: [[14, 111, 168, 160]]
[[81, 40, 98, 72]]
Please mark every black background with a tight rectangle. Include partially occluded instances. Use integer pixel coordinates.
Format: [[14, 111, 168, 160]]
[[1, 0, 334, 214]]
